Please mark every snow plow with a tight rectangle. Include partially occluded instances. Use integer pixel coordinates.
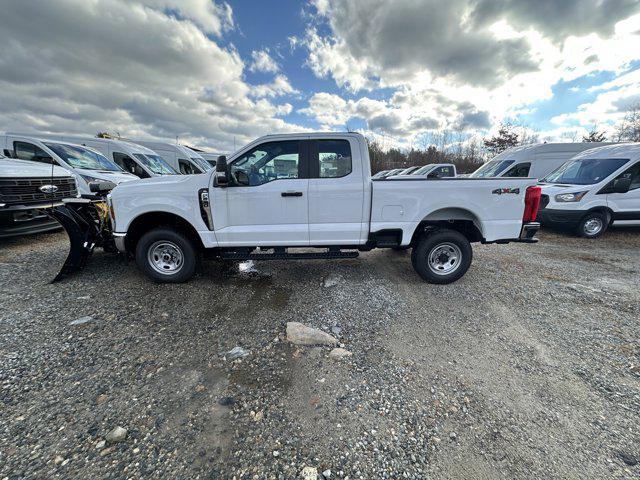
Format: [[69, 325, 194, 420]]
[[44, 182, 116, 282]]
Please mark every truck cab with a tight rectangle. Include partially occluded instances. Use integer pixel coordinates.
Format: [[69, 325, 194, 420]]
[[106, 133, 541, 285]]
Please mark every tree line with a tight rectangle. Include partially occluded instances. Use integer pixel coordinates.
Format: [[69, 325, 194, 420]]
[[368, 103, 640, 174]]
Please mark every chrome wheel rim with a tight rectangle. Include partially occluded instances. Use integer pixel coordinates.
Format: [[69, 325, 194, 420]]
[[583, 218, 603, 236], [148, 241, 184, 275], [428, 242, 462, 275]]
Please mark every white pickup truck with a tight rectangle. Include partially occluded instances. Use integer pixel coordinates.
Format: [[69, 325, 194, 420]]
[[102, 133, 541, 284]]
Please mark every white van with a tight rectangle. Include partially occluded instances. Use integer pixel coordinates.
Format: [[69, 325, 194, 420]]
[[538, 143, 640, 237], [470, 143, 612, 179], [0, 135, 137, 195], [131, 141, 212, 174], [10, 134, 179, 179]]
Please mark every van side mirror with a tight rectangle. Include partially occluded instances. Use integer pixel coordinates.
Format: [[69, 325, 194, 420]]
[[613, 176, 632, 194], [215, 155, 229, 186]]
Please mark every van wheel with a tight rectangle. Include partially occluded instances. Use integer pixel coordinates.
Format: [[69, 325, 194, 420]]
[[577, 212, 608, 238], [411, 229, 472, 284], [135, 228, 197, 283]]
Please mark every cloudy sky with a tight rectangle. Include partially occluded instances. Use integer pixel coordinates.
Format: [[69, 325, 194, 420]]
[[1, 0, 639, 152]]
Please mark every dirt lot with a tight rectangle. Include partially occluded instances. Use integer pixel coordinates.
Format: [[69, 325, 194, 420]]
[[1, 227, 639, 479]]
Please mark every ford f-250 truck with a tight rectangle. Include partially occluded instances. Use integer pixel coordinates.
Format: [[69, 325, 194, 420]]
[[80, 133, 541, 284]]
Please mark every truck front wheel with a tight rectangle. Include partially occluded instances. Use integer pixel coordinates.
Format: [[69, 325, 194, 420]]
[[411, 229, 472, 284], [135, 228, 197, 283]]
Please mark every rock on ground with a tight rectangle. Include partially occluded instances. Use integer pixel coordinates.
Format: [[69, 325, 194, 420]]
[[286, 322, 338, 346], [328, 347, 352, 359], [105, 426, 127, 443]]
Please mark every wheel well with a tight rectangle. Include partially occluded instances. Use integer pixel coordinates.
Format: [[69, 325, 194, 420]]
[[584, 207, 614, 224], [125, 212, 204, 253], [411, 208, 483, 245]]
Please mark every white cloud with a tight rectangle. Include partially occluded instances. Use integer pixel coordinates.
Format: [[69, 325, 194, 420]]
[[251, 75, 299, 98], [0, 0, 303, 151], [300, 0, 640, 144], [249, 49, 280, 73]]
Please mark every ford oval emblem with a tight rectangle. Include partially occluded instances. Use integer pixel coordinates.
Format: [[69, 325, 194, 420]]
[[39, 184, 59, 194]]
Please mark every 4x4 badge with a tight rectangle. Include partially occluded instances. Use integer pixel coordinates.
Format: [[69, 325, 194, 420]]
[[492, 187, 520, 195]]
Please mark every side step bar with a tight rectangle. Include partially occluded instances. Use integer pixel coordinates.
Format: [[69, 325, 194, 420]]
[[220, 249, 359, 261]]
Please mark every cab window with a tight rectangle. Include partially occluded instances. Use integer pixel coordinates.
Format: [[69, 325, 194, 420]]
[[318, 140, 352, 178], [14, 141, 54, 164], [504, 162, 531, 177], [434, 166, 454, 177], [230, 141, 300, 186]]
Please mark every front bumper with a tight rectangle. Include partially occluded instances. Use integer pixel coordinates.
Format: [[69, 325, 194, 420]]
[[536, 208, 584, 228], [0, 203, 63, 238]]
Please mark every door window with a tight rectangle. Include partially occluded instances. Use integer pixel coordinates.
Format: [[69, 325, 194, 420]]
[[616, 162, 640, 190], [318, 140, 352, 178], [113, 152, 147, 177], [14, 141, 54, 164], [504, 162, 531, 177], [230, 141, 300, 186], [434, 166, 454, 177]]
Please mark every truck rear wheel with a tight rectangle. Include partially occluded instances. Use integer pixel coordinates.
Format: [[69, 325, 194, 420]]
[[411, 229, 472, 284], [135, 228, 197, 283]]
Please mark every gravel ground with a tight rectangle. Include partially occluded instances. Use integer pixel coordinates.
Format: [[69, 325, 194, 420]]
[[1, 227, 639, 479]]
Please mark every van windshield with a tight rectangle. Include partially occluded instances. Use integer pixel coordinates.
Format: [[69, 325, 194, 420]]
[[44, 143, 122, 171], [191, 157, 213, 171], [542, 158, 629, 185], [470, 159, 515, 178], [133, 153, 178, 175]]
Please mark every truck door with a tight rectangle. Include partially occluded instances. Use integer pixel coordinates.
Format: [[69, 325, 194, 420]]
[[211, 139, 309, 246], [606, 161, 640, 221], [308, 138, 364, 244]]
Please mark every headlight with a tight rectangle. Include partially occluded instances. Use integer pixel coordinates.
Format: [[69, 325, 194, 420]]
[[79, 174, 103, 184], [555, 191, 588, 202]]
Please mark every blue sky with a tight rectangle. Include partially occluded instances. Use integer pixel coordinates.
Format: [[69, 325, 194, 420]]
[[1, 0, 639, 151]]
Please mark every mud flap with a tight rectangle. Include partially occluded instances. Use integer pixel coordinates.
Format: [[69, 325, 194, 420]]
[[45, 204, 100, 282]]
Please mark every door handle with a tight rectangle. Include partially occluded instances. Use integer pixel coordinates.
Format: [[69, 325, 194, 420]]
[[281, 191, 303, 197]]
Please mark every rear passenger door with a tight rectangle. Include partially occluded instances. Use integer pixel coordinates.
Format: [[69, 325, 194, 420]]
[[308, 138, 364, 244]]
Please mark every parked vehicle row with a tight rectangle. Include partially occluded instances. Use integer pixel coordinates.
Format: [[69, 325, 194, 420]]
[[373, 163, 457, 179]]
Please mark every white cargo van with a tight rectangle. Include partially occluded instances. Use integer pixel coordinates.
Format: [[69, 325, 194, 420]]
[[538, 143, 640, 237], [0, 135, 137, 195], [470, 143, 612, 179], [132, 141, 212, 174], [10, 134, 179, 179]]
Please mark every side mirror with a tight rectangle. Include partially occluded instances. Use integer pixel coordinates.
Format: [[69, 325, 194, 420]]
[[215, 155, 229, 186], [33, 155, 54, 164], [235, 170, 250, 186], [427, 171, 440, 179], [613, 176, 632, 194]]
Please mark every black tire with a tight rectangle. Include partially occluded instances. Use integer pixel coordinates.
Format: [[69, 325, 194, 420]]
[[135, 228, 198, 283], [576, 212, 608, 238], [411, 229, 472, 284]]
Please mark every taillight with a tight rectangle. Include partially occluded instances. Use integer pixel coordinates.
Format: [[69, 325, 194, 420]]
[[523, 186, 541, 222]]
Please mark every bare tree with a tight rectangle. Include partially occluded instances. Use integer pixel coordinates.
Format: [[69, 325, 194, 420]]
[[615, 103, 640, 142], [483, 122, 519, 155], [582, 127, 607, 142]]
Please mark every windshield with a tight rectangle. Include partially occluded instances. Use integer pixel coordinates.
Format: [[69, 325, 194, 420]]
[[191, 156, 212, 171], [413, 164, 437, 175], [44, 143, 122, 171], [471, 159, 515, 178], [542, 158, 629, 185], [133, 153, 178, 175]]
